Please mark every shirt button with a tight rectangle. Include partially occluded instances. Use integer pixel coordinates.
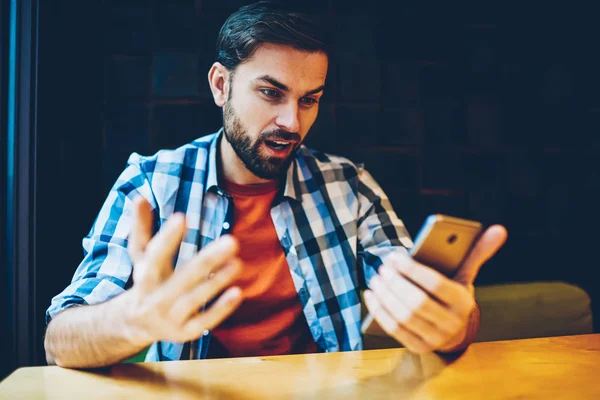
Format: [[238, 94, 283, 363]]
[[222, 222, 230, 230], [203, 330, 210, 336]]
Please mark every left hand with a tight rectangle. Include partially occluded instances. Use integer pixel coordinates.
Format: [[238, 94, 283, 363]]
[[364, 225, 508, 353]]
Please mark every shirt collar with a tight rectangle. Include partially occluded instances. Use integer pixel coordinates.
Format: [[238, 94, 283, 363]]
[[205, 128, 222, 193], [281, 156, 302, 203], [206, 128, 303, 203]]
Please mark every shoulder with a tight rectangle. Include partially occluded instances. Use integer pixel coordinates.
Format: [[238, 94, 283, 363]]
[[296, 146, 363, 179], [126, 133, 216, 176]]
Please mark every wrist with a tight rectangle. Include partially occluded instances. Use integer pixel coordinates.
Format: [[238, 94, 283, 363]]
[[119, 288, 156, 347]]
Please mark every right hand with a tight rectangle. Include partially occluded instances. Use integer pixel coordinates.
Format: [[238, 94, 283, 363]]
[[124, 197, 243, 345]]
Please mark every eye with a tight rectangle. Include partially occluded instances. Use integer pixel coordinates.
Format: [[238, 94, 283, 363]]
[[260, 89, 281, 99], [300, 97, 318, 106]]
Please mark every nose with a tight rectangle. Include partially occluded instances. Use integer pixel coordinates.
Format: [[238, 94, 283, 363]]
[[275, 102, 300, 133]]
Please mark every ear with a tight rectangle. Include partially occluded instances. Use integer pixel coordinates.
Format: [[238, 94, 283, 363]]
[[208, 62, 231, 107]]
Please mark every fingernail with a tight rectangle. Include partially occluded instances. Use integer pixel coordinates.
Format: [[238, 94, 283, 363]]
[[225, 287, 242, 302], [170, 213, 185, 224], [219, 235, 237, 249]]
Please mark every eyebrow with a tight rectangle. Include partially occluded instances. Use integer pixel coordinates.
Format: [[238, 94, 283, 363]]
[[256, 75, 325, 96]]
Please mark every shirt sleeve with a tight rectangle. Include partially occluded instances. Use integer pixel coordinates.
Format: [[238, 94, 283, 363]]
[[45, 153, 158, 324], [356, 167, 414, 288]]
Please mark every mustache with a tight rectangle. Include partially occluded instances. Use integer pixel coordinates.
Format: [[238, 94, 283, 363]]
[[260, 129, 301, 143]]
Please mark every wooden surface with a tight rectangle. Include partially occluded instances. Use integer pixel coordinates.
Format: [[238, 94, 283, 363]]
[[1, 334, 599, 399]]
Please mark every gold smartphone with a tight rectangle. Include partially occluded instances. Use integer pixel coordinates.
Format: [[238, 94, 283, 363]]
[[360, 214, 483, 337]]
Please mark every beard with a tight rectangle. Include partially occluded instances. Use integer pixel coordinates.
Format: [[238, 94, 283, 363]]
[[222, 101, 302, 180]]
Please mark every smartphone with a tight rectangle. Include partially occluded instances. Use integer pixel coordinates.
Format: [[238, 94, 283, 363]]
[[360, 214, 483, 337]]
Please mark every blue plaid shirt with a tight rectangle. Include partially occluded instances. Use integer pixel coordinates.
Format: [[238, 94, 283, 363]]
[[47, 129, 413, 361]]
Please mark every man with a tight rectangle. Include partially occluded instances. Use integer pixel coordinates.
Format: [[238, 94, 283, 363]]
[[45, 1, 507, 368]]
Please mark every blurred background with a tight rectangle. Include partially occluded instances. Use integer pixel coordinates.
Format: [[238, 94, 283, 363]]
[[2, 0, 599, 379]]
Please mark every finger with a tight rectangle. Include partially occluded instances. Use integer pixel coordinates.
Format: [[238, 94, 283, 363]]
[[128, 197, 154, 264], [383, 258, 474, 317], [377, 262, 465, 322], [179, 287, 243, 341], [161, 235, 239, 301], [169, 259, 242, 323], [454, 225, 508, 285], [370, 275, 448, 348], [372, 271, 462, 338], [136, 213, 186, 288], [364, 290, 431, 354]]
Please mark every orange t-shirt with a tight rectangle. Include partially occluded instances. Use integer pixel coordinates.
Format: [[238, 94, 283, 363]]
[[209, 178, 318, 358]]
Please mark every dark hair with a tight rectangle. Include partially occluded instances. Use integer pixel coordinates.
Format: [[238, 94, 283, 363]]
[[216, 1, 330, 71]]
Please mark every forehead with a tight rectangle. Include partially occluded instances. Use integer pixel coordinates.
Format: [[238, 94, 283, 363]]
[[235, 43, 328, 89]]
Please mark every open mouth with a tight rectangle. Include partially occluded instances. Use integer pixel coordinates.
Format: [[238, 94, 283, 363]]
[[265, 139, 293, 151]]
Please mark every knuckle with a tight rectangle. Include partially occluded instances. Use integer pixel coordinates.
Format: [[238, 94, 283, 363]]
[[429, 273, 443, 290], [410, 291, 427, 309], [401, 311, 415, 328], [408, 342, 424, 354], [397, 308, 412, 324], [405, 343, 417, 352], [448, 279, 463, 292], [405, 260, 418, 276], [460, 298, 476, 318], [466, 297, 476, 312], [421, 344, 433, 354], [381, 320, 397, 336], [432, 334, 446, 349], [392, 320, 405, 337], [413, 339, 431, 353]]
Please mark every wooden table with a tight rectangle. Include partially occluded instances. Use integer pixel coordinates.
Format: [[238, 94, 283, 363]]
[[1, 334, 599, 399]]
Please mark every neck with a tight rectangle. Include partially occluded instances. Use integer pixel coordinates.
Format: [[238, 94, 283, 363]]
[[218, 132, 275, 185]]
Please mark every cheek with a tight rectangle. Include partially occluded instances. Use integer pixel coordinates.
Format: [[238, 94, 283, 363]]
[[233, 94, 275, 133]]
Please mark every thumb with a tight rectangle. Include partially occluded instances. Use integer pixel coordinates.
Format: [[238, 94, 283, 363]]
[[128, 196, 154, 265], [454, 224, 508, 286]]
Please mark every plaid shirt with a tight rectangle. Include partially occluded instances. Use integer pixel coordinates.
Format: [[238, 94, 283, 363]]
[[46, 129, 413, 361]]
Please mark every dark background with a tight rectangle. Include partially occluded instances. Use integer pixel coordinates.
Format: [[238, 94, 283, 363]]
[[4, 0, 600, 377]]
